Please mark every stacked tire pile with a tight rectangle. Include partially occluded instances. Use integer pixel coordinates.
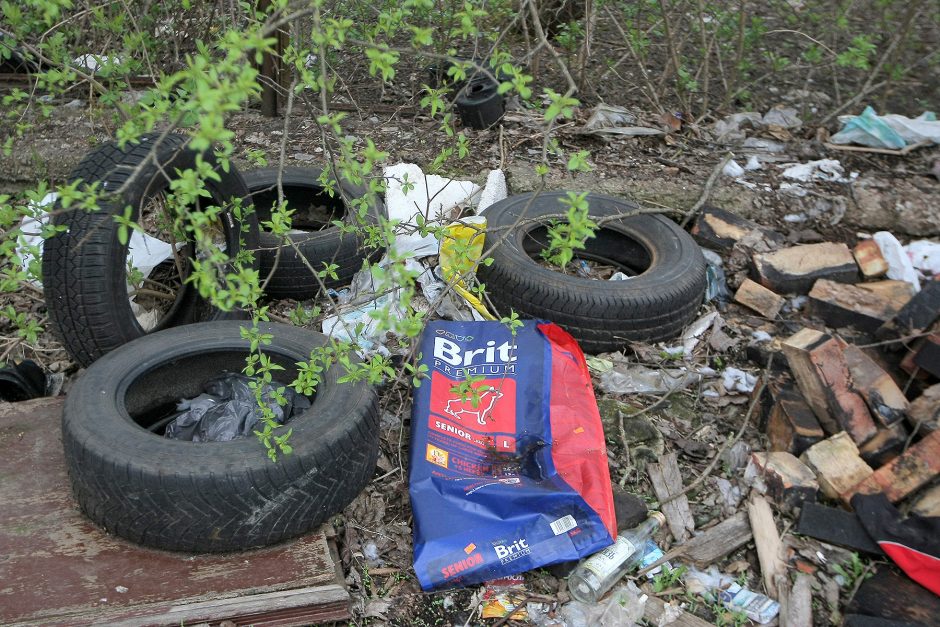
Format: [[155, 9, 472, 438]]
[[45, 133, 707, 553], [43, 134, 382, 552]]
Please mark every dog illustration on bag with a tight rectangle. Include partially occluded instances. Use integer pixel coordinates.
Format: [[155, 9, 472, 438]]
[[444, 387, 504, 425]]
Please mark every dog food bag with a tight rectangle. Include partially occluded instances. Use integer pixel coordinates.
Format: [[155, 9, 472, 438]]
[[409, 319, 617, 590]]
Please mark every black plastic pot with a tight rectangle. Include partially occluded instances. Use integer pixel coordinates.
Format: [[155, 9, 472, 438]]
[[456, 77, 505, 129]]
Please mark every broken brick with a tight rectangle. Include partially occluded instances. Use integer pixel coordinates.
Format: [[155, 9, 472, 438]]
[[766, 383, 825, 456], [800, 432, 874, 502], [911, 484, 940, 517], [843, 344, 909, 425], [734, 279, 785, 319], [745, 451, 818, 509], [692, 206, 784, 251], [752, 242, 858, 294], [857, 280, 915, 307], [847, 430, 940, 503], [808, 279, 901, 334], [858, 423, 908, 467], [782, 328, 878, 444], [877, 280, 940, 341], [912, 334, 940, 379], [853, 239, 889, 278], [908, 383, 940, 433]]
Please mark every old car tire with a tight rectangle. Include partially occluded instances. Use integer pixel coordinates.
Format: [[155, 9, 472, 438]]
[[244, 167, 386, 300], [477, 192, 707, 352], [42, 134, 260, 367], [62, 321, 380, 553]]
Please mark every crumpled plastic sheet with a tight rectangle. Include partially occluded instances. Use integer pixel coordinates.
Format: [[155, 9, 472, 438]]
[[561, 582, 647, 627], [164, 373, 309, 442], [831, 106, 940, 149], [598, 364, 700, 395]]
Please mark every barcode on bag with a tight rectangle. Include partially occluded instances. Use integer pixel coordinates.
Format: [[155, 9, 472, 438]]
[[550, 515, 577, 535]]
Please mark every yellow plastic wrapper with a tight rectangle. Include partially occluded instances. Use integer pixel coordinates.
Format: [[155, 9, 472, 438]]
[[438, 216, 494, 320], [481, 575, 528, 620]]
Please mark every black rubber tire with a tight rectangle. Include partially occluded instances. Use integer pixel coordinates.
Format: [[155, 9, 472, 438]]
[[42, 133, 260, 367], [61, 321, 380, 553], [477, 192, 707, 353], [244, 167, 386, 300]]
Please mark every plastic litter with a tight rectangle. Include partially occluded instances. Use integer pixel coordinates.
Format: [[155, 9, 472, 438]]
[[681, 311, 720, 356], [873, 231, 921, 292], [741, 137, 788, 156], [683, 565, 780, 624], [712, 112, 762, 142], [722, 160, 745, 178], [17, 192, 175, 294], [163, 373, 309, 442], [721, 367, 757, 393], [438, 217, 493, 319], [702, 250, 731, 304], [762, 106, 802, 129], [905, 240, 940, 277], [476, 169, 508, 213], [744, 155, 762, 171], [598, 364, 700, 395], [581, 103, 663, 138], [409, 320, 617, 590], [561, 582, 647, 627], [481, 575, 528, 620], [780, 159, 851, 183], [383, 163, 480, 257], [321, 255, 415, 354], [416, 265, 477, 321], [830, 106, 940, 149]]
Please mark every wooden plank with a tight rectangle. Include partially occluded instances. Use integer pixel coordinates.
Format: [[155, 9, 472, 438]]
[[844, 615, 922, 627], [648, 452, 694, 543], [643, 594, 714, 627], [752, 242, 858, 294], [0, 398, 349, 627], [783, 572, 812, 627], [107, 585, 349, 627], [782, 329, 878, 443], [848, 430, 940, 502], [800, 432, 874, 502], [796, 502, 883, 556], [682, 512, 753, 567], [847, 568, 940, 624], [747, 493, 786, 599]]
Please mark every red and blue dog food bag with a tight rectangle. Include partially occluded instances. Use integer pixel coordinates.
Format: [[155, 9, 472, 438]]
[[409, 319, 617, 590]]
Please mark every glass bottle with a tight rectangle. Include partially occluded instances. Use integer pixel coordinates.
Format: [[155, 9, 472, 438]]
[[567, 511, 666, 603]]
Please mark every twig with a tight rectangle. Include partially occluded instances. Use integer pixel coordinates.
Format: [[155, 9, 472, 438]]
[[824, 140, 932, 156], [679, 153, 732, 228]]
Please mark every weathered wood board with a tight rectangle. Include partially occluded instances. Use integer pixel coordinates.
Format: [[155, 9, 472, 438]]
[[0, 397, 349, 627]]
